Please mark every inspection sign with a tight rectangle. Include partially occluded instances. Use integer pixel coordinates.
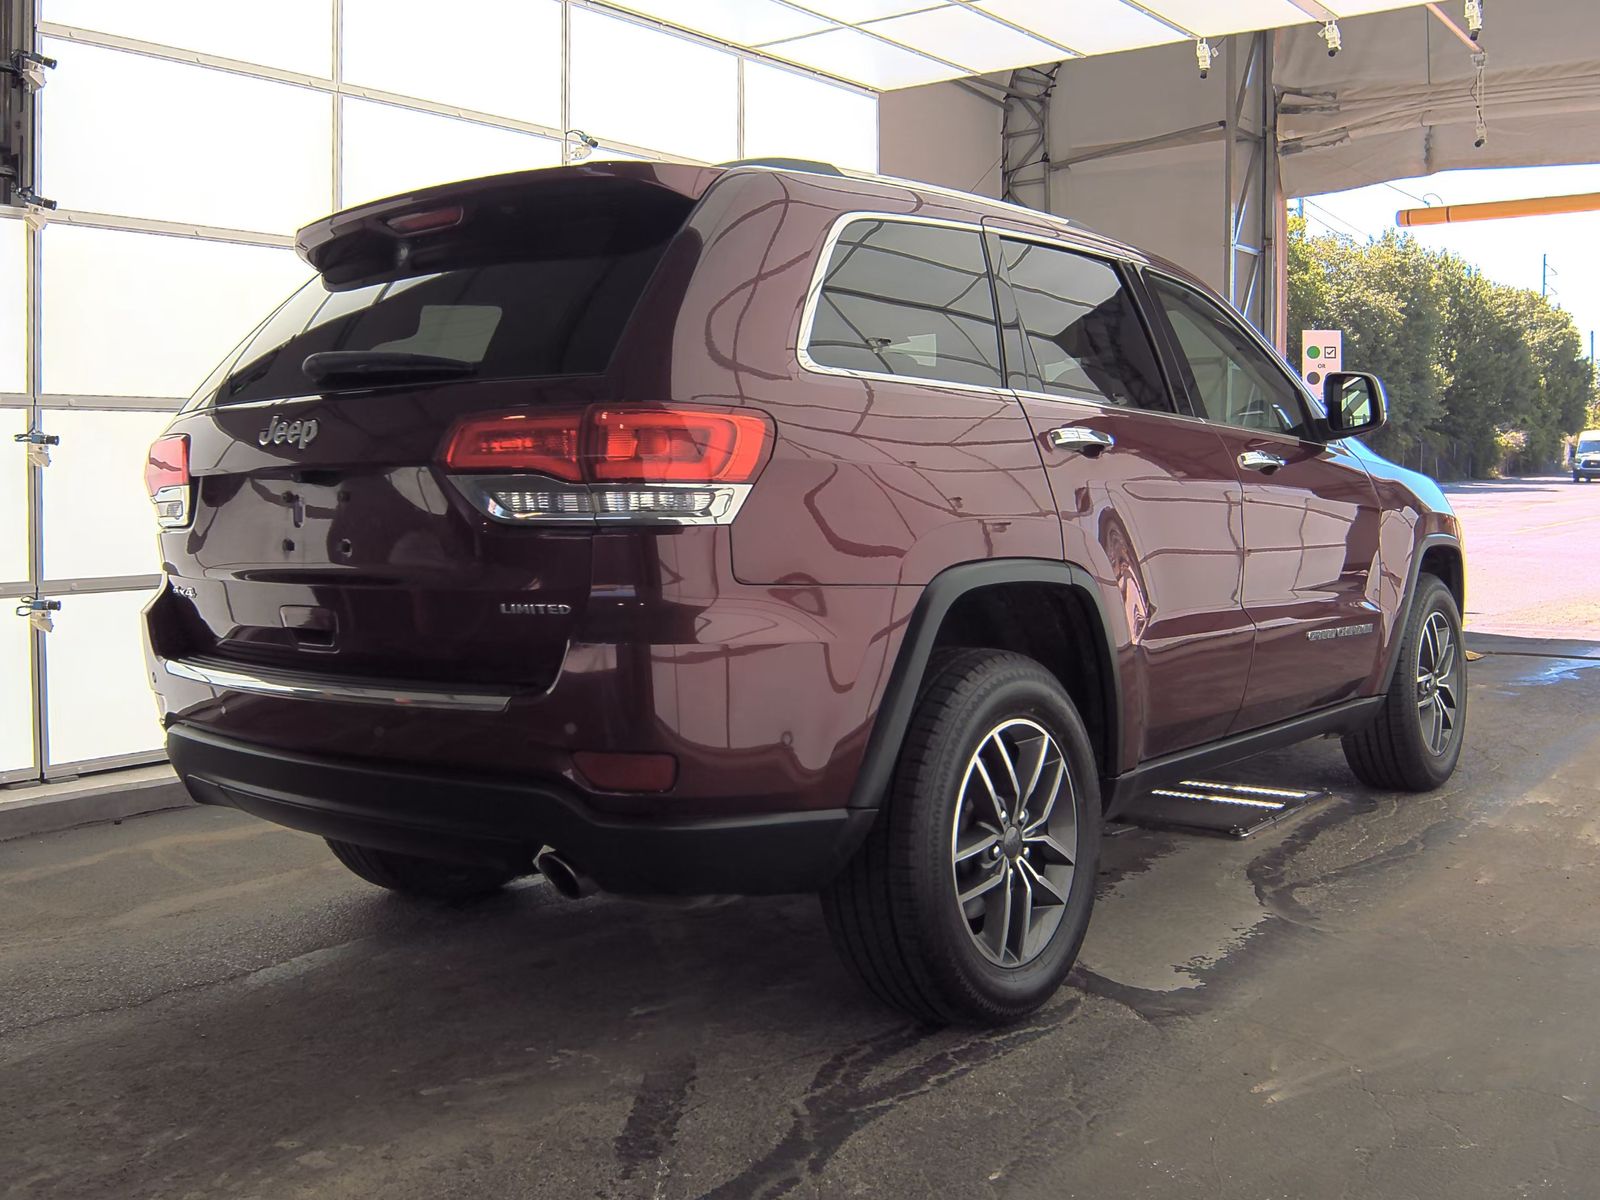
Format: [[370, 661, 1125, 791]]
[[1300, 329, 1343, 401]]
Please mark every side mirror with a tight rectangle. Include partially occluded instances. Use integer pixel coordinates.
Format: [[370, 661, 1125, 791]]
[[1322, 371, 1387, 439]]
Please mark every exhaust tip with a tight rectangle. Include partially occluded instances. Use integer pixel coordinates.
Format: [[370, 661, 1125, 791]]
[[534, 849, 595, 899]]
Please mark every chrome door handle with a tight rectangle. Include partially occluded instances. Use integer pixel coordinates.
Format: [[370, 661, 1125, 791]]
[[1238, 449, 1287, 474], [1047, 426, 1115, 457]]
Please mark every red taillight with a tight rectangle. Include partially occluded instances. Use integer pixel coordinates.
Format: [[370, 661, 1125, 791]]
[[145, 434, 189, 494], [384, 205, 465, 235], [440, 413, 584, 480], [440, 405, 771, 485], [589, 408, 769, 483], [145, 434, 192, 528]]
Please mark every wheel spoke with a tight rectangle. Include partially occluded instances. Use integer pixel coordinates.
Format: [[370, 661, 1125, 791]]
[[1019, 857, 1068, 907], [959, 862, 1006, 906], [993, 734, 1023, 816], [1018, 732, 1050, 814], [1435, 640, 1456, 683], [1025, 757, 1064, 834], [985, 868, 1014, 961], [1024, 831, 1075, 867], [1011, 866, 1034, 962], [955, 831, 1000, 865], [969, 754, 1009, 828]]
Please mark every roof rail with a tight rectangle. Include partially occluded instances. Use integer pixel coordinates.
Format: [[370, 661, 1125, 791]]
[[718, 157, 844, 177]]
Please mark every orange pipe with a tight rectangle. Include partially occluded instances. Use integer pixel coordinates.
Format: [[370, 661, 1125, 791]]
[[1397, 192, 1600, 226]]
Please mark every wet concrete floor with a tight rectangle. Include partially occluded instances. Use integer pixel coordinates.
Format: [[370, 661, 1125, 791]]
[[3, 644, 1599, 1199]]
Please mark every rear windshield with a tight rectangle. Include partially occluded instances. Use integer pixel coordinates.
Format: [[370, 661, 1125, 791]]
[[193, 185, 689, 407]]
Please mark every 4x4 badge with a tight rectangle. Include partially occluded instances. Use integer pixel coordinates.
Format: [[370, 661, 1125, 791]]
[[258, 415, 319, 450]]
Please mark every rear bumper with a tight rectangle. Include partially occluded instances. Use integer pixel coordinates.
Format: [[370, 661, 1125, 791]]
[[168, 723, 874, 896]]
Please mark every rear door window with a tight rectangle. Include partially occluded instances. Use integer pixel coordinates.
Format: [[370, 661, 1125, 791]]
[[998, 238, 1171, 411], [806, 219, 1003, 388]]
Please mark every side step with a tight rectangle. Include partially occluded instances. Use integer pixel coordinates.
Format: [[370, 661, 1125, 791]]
[[1111, 779, 1328, 838]]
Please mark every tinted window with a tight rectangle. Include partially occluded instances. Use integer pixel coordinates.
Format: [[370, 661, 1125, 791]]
[[1000, 239, 1169, 411], [196, 183, 690, 407], [807, 220, 1002, 388], [1150, 276, 1304, 434]]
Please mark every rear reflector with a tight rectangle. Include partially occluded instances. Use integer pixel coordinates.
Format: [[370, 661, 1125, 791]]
[[145, 433, 193, 528], [573, 751, 678, 793]]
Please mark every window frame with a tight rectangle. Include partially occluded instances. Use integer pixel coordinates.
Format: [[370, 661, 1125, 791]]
[[1139, 267, 1321, 442], [988, 231, 1184, 417], [797, 212, 1010, 395]]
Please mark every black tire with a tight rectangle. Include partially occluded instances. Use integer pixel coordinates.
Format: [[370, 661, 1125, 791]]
[[1341, 574, 1466, 792], [821, 649, 1101, 1027], [326, 839, 519, 900]]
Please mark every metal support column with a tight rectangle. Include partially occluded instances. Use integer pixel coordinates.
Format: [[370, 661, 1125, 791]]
[[1224, 32, 1274, 332], [1001, 65, 1057, 212]]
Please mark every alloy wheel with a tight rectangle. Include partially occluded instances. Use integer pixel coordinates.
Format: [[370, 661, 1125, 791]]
[[1415, 610, 1461, 757], [950, 718, 1077, 968]]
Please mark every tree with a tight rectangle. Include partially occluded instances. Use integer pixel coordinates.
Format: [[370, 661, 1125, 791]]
[[1287, 216, 1599, 476]]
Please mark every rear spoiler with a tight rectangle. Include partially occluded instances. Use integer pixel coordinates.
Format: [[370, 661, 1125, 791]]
[[294, 161, 724, 279]]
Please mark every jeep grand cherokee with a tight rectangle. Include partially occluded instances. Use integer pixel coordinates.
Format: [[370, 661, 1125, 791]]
[[144, 161, 1467, 1025]]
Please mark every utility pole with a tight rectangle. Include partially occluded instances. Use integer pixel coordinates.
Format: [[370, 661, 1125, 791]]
[[1542, 253, 1548, 297]]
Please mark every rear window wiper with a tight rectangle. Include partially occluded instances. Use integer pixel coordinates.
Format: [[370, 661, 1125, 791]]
[[302, 350, 478, 385]]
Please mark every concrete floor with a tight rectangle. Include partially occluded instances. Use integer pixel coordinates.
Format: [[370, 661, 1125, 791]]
[[4, 480, 1599, 1199]]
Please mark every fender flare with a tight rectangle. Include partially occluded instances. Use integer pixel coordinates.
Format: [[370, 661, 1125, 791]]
[[845, 559, 1123, 810], [1379, 533, 1465, 691]]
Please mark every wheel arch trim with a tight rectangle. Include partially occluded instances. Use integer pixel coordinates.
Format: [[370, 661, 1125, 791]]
[[846, 559, 1122, 811], [1381, 533, 1465, 691]]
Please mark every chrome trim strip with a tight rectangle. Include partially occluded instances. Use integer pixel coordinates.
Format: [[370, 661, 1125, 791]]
[[795, 211, 1013, 399], [163, 658, 514, 713], [794, 211, 1148, 401]]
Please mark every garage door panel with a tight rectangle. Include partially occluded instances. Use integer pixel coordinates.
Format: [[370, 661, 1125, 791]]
[[44, 588, 164, 770], [0, 600, 35, 779], [1, 408, 29, 588], [41, 409, 172, 582], [1, 217, 24, 397]]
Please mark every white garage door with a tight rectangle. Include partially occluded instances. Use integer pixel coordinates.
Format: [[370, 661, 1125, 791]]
[[4, 1, 878, 784]]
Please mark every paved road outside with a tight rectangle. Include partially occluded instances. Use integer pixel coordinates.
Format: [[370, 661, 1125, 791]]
[[1445, 474, 1600, 636], [5, 641, 1600, 1199]]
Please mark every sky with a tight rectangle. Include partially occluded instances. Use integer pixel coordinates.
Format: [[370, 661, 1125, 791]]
[[1300, 162, 1600, 365]]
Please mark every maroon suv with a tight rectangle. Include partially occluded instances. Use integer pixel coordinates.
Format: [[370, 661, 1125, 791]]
[[143, 161, 1466, 1025]]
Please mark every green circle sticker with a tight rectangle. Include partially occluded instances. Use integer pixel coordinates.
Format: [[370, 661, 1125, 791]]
[[1306, 345, 1321, 359]]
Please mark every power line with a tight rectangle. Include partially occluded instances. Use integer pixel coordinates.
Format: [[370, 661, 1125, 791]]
[[1300, 198, 1371, 240]]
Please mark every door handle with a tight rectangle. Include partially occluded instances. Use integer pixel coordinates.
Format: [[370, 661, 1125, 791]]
[[1047, 426, 1115, 457], [1238, 449, 1287, 474]]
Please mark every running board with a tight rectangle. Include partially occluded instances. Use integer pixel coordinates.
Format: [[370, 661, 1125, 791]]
[[1112, 779, 1328, 838]]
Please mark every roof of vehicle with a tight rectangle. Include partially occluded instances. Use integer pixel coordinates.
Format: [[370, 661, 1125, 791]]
[[297, 158, 1147, 272]]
